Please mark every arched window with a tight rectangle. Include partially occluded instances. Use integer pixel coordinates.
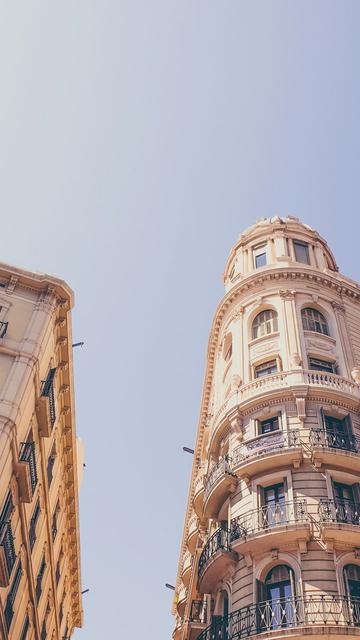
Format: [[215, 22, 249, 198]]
[[344, 564, 360, 599], [301, 308, 329, 335], [252, 310, 278, 339], [344, 565, 360, 624], [257, 565, 295, 630]]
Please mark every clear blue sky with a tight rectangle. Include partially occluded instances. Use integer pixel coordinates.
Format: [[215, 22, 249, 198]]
[[1, 2, 360, 638]]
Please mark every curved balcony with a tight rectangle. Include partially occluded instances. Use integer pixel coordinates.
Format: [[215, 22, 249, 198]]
[[230, 500, 310, 555], [187, 514, 199, 554], [203, 457, 237, 519], [198, 527, 237, 594], [310, 428, 360, 472], [319, 499, 360, 550], [233, 430, 303, 481], [209, 370, 360, 455], [177, 583, 187, 618], [181, 551, 193, 588], [197, 595, 360, 640], [172, 616, 183, 640], [193, 475, 205, 518]]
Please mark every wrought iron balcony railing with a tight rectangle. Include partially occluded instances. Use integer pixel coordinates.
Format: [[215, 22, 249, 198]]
[[41, 368, 57, 426], [197, 595, 360, 640], [19, 442, 37, 495], [230, 500, 308, 542], [190, 599, 208, 624], [204, 457, 234, 500], [0, 522, 16, 577], [319, 498, 360, 525], [198, 526, 230, 579], [310, 428, 360, 453], [233, 430, 300, 467]]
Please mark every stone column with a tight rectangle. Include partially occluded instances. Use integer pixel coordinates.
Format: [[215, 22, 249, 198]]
[[279, 290, 302, 371]]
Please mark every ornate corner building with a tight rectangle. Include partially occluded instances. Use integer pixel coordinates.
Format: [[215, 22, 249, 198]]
[[172, 216, 360, 640], [0, 263, 83, 639]]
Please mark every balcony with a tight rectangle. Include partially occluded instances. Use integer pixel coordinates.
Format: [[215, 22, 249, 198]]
[[177, 584, 187, 618], [189, 599, 209, 640], [15, 442, 37, 503], [230, 500, 310, 555], [209, 370, 360, 455], [310, 428, 360, 472], [319, 499, 360, 549], [181, 551, 193, 588], [193, 475, 205, 518], [187, 515, 198, 554], [203, 457, 237, 519], [0, 523, 16, 587], [233, 430, 303, 482], [198, 526, 237, 594], [196, 595, 360, 640]]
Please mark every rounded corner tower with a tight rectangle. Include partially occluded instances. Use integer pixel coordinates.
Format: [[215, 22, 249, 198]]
[[172, 215, 360, 640]]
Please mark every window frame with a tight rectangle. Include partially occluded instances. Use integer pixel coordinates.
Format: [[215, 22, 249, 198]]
[[301, 307, 329, 336], [308, 357, 337, 374], [252, 309, 279, 340], [254, 359, 278, 379], [253, 243, 268, 269], [293, 240, 310, 264]]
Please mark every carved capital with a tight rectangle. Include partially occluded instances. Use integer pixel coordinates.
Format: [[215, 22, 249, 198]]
[[231, 307, 244, 322], [279, 289, 296, 300], [331, 301, 345, 314]]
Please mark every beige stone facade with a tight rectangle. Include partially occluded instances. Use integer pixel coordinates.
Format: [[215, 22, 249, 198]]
[[173, 216, 360, 640], [0, 263, 82, 639]]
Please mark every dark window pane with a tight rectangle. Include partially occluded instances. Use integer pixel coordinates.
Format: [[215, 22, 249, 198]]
[[294, 241, 310, 264]]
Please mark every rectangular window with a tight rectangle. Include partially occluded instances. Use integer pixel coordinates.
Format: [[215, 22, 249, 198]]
[[20, 616, 29, 640], [36, 555, 46, 602], [261, 483, 286, 527], [52, 509, 58, 542], [5, 560, 22, 631], [29, 499, 41, 551], [55, 558, 61, 585], [309, 357, 336, 374], [260, 416, 279, 434], [41, 368, 57, 426], [0, 491, 15, 575], [293, 240, 310, 264], [47, 455, 55, 487], [41, 620, 47, 640], [253, 244, 267, 269], [255, 360, 278, 378]]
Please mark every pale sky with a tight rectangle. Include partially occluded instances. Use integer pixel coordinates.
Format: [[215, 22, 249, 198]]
[[1, 2, 360, 639]]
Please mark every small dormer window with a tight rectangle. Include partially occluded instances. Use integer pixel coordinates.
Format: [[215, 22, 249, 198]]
[[253, 243, 267, 269], [293, 240, 310, 264]]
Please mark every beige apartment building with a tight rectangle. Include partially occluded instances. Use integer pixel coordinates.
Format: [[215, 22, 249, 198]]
[[173, 216, 360, 640], [0, 262, 82, 639]]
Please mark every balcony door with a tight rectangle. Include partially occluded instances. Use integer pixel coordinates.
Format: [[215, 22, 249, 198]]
[[257, 565, 295, 630], [333, 482, 360, 524], [324, 413, 353, 451], [344, 564, 360, 625], [262, 483, 286, 527]]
